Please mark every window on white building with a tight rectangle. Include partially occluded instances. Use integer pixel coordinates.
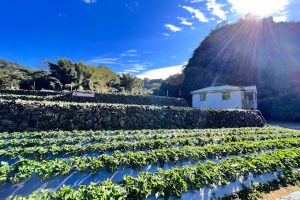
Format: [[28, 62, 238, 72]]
[[245, 92, 254, 101], [222, 91, 230, 100], [199, 93, 206, 101]]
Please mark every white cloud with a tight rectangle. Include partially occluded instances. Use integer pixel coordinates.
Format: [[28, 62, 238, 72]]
[[127, 49, 137, 53], [121, 53, 138, 57], [126, 60, 140, 63], [137, 65, 184, 79], [88, 57, 118, 65], [133, 64, 146, 71], [165, 24, 182, 32], [120, 50, 139, 57], [177, 17, 193, 26], [206, 0, 227, 20], [124, 70, 139, 73], [123, 64, 146, 73], [122, 61, 154, 74], [125, 1, 139, 12], [163, 33, 170, 37], [58, 13, 67, 17], [228, 0, 289, 17], [190, 0, 204, 3], [82, 0, 97, 4], [181, 6, 209, 22]]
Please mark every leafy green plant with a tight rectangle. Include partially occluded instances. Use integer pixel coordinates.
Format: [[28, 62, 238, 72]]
[[0, 161, 10, 183], [2, 137, 300, 183], [10, 148, 300, 199]]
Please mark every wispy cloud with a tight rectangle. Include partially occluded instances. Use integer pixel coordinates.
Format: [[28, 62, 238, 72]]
[[137, 64, 184, 79], [183, 0, 290, 24], [87, 49, 155, 75], [82, 0, 97, 4], [57, 13, 67, 17], [120, 53, 138, 57], [177, 17, 193, 26], [124, 64, 146, 73], [126, 60, 140, 63], [127, 49, 137, 53], [206, 0, 227, 20], [190, 0, 204, 3], [88, 57, 119, 65], [165, 24, 182, 32], [181, 6, 209, 22], [120, 49, 139, 57], [125, 1, 139, 12]]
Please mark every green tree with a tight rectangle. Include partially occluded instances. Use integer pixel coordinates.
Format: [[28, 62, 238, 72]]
[[119, 73, 144, 94], [156, 73, 184, 97], [47, 59, 78, 88], [47, 59, 121, 92], [74, 62, 92, 91], [0, 69, 20, 89], [88, 66, 120, 92]]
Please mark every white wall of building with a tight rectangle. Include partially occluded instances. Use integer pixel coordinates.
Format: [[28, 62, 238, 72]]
[[192, 91, 242, 109]]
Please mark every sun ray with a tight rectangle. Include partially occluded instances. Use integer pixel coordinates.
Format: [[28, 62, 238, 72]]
[[228, 0, 289, 17]]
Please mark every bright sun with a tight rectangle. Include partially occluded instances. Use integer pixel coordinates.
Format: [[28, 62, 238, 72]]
[[228, 0, 289, 17]]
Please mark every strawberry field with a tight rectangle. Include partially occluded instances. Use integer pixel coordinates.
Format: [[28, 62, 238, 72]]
[[0, 127, 299, 199]]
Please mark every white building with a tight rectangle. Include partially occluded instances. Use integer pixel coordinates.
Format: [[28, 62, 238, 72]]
[[191, 85, 257, 110]]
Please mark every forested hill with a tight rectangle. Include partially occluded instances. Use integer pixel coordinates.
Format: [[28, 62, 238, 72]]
[[0, 59, 31, 71], [162, 16, 300, 121], [0, 59, 46, 90], [0, 58, 146, 94]]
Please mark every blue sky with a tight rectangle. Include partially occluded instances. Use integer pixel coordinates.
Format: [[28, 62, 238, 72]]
[[1, 0, 300, 79]]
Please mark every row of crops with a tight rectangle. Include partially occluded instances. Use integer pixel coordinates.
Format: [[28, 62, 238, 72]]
[[0, 90, 189, 107], [1, 127, 300, 199]]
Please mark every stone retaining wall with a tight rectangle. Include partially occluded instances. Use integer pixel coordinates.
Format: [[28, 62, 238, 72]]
[[0, 100, 264, 131]]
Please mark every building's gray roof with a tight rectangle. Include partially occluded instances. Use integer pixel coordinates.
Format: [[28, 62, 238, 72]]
[[191, 85, 257, 94]]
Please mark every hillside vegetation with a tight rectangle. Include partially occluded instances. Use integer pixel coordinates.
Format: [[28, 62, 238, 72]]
[[160, 16, 300, 122], [0, 58, 145, 94], [0, 59, 47, 90]]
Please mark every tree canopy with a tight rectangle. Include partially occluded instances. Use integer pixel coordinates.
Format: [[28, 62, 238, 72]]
[[0, 58, 145, 94]]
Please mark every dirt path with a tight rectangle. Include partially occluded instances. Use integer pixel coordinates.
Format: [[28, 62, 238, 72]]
[[260, 186, 300, 200], [277, 191, 300, 200], [268, 121, 300, 130]]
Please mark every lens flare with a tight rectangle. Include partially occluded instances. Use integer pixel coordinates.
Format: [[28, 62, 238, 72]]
[[228, 0, 289, 17]]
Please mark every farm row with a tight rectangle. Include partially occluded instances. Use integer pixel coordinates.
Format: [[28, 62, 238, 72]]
[[1, 132, 299, 161], [0, 127, 282, 139], [0, 90, 188, 107], [7, 148, 300, 199], [0, 127, 295, 149], [0, 127, 300, 199]]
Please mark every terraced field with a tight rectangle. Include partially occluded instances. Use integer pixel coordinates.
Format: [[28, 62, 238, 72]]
[[0, 127, 299, 199]]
